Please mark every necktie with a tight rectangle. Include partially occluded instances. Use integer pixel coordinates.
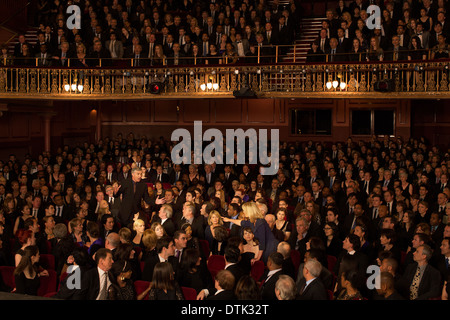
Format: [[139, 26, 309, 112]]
[[446, 257, 449, 269], [99, 272, 108, 300], [373, 208, 378, 220], [409, 267, 421, 300], [109, 197, 114, 204]]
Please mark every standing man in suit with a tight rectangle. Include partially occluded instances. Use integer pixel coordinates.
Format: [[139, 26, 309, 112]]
[[260, 252, 285, 300], [80, 248, 114, 300], [113, 167, 155, 227], [105, 185, 121, 220], [413, 22, 431, 49], [105, 31, 124, 59], [296, 259, 328, 300]]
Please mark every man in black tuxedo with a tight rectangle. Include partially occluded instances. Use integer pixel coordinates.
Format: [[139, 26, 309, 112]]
[[53, 193, 73, 223], [149, 165, 170, 184], [397, 244, 442, 300], [336, 28, 352, 52], [296, 259, 328, 300], [207, 270, 237, 300], [113, 167, 154, 227], [325, 9, 340, 38], [260, 252, 285, 300], [87, 40, 111, 67], [142, 236, 176, 281], [79, 248, 114, 300], [105, 185, 121, 220], [334, 234, 369, 277], [224, 245, 247, 287]]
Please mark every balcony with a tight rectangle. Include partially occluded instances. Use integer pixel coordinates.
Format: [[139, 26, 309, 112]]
[[1, 49, 450, 100]]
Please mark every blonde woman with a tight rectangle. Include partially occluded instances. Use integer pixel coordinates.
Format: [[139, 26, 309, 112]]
[[223, 201, 278, 263], [132, 218, 146, 249], [205, 210, 223, 247]]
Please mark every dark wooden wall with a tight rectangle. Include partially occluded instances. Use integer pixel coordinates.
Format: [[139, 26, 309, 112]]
[[0, 97, 447, 162]]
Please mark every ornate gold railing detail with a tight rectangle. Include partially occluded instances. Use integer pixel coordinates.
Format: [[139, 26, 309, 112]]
[[0, 61, 450, 99]]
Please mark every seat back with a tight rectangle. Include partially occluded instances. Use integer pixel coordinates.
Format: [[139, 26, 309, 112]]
[[199, 239, 210, 258], [250, 260, 265, 282], [0, 266, 15, 290], [290, 250, 301, 274], [207, 255, 225, 279], [38, 269, 57, 297], [327, 255, 337, 273], [181, 286, 197, 300], [134, 280, 151, 300], [39, 254, 56, 270]]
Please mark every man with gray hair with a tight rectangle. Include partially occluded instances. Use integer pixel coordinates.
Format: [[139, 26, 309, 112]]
[[296, 259, 328, 300], [275, 275, 297, 300], [398, 244, 442, 300], [105, 232, 120, 258], [113, 166, 153, 226]]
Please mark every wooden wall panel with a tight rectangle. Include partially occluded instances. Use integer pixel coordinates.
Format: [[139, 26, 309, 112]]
[[125, 101, 152, 122], [247, 99, 275, 123], [153, 100, 178, 122], [11, 115, 29, 138], [0, 115, 10, 137], [214, 99, 242, 123], [182, 99, 210, 123], [100, 101, 124, 122]]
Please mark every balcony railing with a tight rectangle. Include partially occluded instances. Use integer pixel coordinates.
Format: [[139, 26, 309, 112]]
[[1, 50, 450, 99]]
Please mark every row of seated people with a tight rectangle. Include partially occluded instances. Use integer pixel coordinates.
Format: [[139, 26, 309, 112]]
[[0, 132, 449, 299], [307, 0, 450, 62], [3, 0, 302, 67]]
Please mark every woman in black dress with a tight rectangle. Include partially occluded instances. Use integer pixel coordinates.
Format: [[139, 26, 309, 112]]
[[431, 34, 450, 59], [14, 245, 43, 296], [348, 38, 365, 62], [146, 262, 184, 300], [176, 248, 212, 294], [108, 260, 137, 300], [408, 36, 427, 61], [305, 40, 325, 63]]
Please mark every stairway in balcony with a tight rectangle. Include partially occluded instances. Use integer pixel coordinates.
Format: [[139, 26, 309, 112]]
[[283, 17, 324, 64], [7, 27, 38, 54]]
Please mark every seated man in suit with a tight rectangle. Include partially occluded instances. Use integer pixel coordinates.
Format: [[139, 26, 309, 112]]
[[141, 236, 175, 281], [384, 35, 408, 61], [166, 42, 186, 66], [260, 252, 285, 300], [79, 248, 114, 300], [397, 244, 442, 300], [224, 245, 247, 287], [207, 269, 236, 300], [296, 259, 328, 300], [326, 37, 347, 62], [275, 275, 297, 300], [376, 272, 405, 300]]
